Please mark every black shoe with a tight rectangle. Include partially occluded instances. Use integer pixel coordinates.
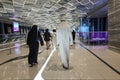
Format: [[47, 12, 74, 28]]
[[33, 62, 38, 65], [29, 64, 34, 67], [46, 48, 49, 50], [62, 65, 69, 69]]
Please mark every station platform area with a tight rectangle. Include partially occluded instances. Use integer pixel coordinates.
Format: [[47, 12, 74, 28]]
[[0, 38, 120, 80]]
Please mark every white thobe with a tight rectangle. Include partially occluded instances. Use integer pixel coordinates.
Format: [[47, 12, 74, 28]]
[[52, 32, 57, 47], [57, 21, 73, 68]]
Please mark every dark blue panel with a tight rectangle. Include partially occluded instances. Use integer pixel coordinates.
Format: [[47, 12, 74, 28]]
[[64, 0, 71, 2], [76, 4, 86, 9]]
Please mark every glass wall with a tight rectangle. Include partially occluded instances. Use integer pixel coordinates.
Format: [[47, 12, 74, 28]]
[[79, 17, 108, 45]]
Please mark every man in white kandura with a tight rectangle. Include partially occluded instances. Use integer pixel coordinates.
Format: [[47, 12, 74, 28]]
[[57, 19, 73, 69]]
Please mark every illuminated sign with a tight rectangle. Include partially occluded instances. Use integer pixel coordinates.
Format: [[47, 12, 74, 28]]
[[90, 32, 108, 41], [13, 22, 19, 32]]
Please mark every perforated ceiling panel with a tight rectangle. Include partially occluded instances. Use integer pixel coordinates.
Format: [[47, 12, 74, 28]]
[[0, 0, 108, 28]]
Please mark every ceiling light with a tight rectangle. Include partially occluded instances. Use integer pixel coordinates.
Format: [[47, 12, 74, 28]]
[[89, 0, 94, 5], [76, 0, 89, 5]]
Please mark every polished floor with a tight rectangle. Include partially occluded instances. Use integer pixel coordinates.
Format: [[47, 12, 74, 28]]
[[0, 37, 120, 80]]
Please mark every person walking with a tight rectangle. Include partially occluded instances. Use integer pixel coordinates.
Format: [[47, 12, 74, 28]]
[[27, 25, 44, 67], [57, 19, 73, 69], [43, 29, 52, 50], [72, 30, 76, 44]]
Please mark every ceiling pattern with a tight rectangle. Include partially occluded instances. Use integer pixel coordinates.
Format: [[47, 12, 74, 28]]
[[0, 0, 108, 28]]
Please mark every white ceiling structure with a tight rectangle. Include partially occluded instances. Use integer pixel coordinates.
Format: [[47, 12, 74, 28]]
[[0, 0, 108, 28]]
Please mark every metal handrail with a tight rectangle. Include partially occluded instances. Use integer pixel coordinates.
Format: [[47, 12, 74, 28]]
[[0, 34, 27, 53]]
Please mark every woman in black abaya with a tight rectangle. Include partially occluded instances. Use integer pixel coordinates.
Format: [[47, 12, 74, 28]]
[[27, 25, 44, 67]]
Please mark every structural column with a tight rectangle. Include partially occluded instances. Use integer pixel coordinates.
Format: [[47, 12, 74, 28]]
[[108, 0, 120, 49]]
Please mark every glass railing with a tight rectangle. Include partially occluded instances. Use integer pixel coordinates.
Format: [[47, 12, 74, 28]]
[[79, 31, 108, 44], [0, 34, 27, 51]]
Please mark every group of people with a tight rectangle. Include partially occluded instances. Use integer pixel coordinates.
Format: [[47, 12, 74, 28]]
[[27, 19, 76, 68]]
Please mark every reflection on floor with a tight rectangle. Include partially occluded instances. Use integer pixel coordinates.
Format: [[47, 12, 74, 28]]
[[85, 44, 120, 73], [0, 40, 120, 80], [0, 43, 48, 80], [42, 43, 120, 80]]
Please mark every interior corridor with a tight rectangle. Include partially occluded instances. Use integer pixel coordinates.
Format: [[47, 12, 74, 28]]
[[0, 36, 120, 80]]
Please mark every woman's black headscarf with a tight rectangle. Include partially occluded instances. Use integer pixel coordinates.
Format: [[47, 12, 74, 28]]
[[30, 25, 38, 39]]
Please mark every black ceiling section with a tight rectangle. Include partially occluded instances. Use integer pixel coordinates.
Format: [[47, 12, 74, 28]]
[[79, 0, 89, 4], [58, 0, 68, 5], [58, 7, 66, 11], [76, 4, 87, 11], [0, 3, 3, 8]]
